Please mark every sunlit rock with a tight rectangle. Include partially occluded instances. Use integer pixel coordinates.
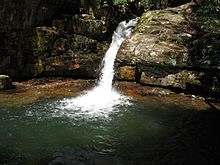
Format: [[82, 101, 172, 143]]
[[117, 2, 196, 67], [116, 2, 220, 96]]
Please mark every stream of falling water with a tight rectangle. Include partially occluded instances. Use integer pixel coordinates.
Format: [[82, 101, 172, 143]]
[[59, 18, 139, 118]]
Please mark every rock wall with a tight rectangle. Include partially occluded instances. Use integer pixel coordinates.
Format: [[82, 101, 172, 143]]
[[0, 0, 111, 79], [0, 0, 194, 80], [116, 2, 220, 97]]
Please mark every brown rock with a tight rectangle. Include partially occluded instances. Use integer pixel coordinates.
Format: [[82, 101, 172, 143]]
[[116, 66, 136, 81]]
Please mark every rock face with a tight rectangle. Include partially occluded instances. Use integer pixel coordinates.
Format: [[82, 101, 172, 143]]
[[31, 25, 106, 78], [0, 1, 219, 97], [0, 75, 13, 90], [0, 0, 111, 79], [116, 2, 220, 97]]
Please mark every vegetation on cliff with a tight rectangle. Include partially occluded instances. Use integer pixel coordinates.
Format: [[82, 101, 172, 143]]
[[191, 0, 220, 67]]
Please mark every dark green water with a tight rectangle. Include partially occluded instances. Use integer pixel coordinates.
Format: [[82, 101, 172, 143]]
[[0, 96, 220, 165]]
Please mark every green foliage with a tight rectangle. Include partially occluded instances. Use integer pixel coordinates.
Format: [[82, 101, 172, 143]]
[[113, 0, 130, 5], [139, 0, 152, 9], [193, 1, 220, 67], [196, 1, 220, 33], [112, 0, 170, 9], [138, 0, 169, 9], [198, 35, 220, 66]]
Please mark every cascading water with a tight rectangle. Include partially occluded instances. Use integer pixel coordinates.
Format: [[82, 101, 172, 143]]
[[59, 18, 139, 118], [98, 17, 139, 91]]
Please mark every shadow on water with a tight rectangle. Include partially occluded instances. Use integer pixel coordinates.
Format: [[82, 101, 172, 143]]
[[114, 106, 220, 165], [0, 98, 220, 165]]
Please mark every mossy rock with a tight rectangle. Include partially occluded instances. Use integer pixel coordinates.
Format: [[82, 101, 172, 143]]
[[117, 2, 196, 67], [116, 66, 136, 81]]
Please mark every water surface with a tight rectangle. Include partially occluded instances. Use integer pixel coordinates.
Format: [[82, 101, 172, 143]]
[[0, 94, 220, 165]]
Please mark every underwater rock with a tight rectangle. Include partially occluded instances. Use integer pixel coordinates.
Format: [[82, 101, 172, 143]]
[[49, 147, 122, 165]]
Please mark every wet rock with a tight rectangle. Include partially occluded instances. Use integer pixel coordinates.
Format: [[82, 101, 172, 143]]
[[0, 75, 13, 90]]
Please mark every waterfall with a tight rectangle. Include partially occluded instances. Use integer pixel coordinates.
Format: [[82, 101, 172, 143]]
[[98, 17, 140, 91], [59, 18, 139, 118]]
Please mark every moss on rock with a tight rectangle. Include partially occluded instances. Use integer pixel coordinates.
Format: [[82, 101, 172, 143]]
[[116, 66, 136, 81]]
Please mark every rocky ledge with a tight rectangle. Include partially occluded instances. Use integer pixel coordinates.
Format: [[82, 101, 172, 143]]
[[1, 77, 219, 111]]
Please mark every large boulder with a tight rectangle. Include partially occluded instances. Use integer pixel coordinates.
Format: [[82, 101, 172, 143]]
[[116, 2, 220, 97], [117, 2, 196, 67]]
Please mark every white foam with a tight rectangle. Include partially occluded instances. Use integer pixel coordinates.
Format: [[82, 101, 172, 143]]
[[58, 88, 131, 119]]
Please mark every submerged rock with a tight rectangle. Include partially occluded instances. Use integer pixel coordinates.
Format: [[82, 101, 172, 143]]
[[49, 147, 122, 165]]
